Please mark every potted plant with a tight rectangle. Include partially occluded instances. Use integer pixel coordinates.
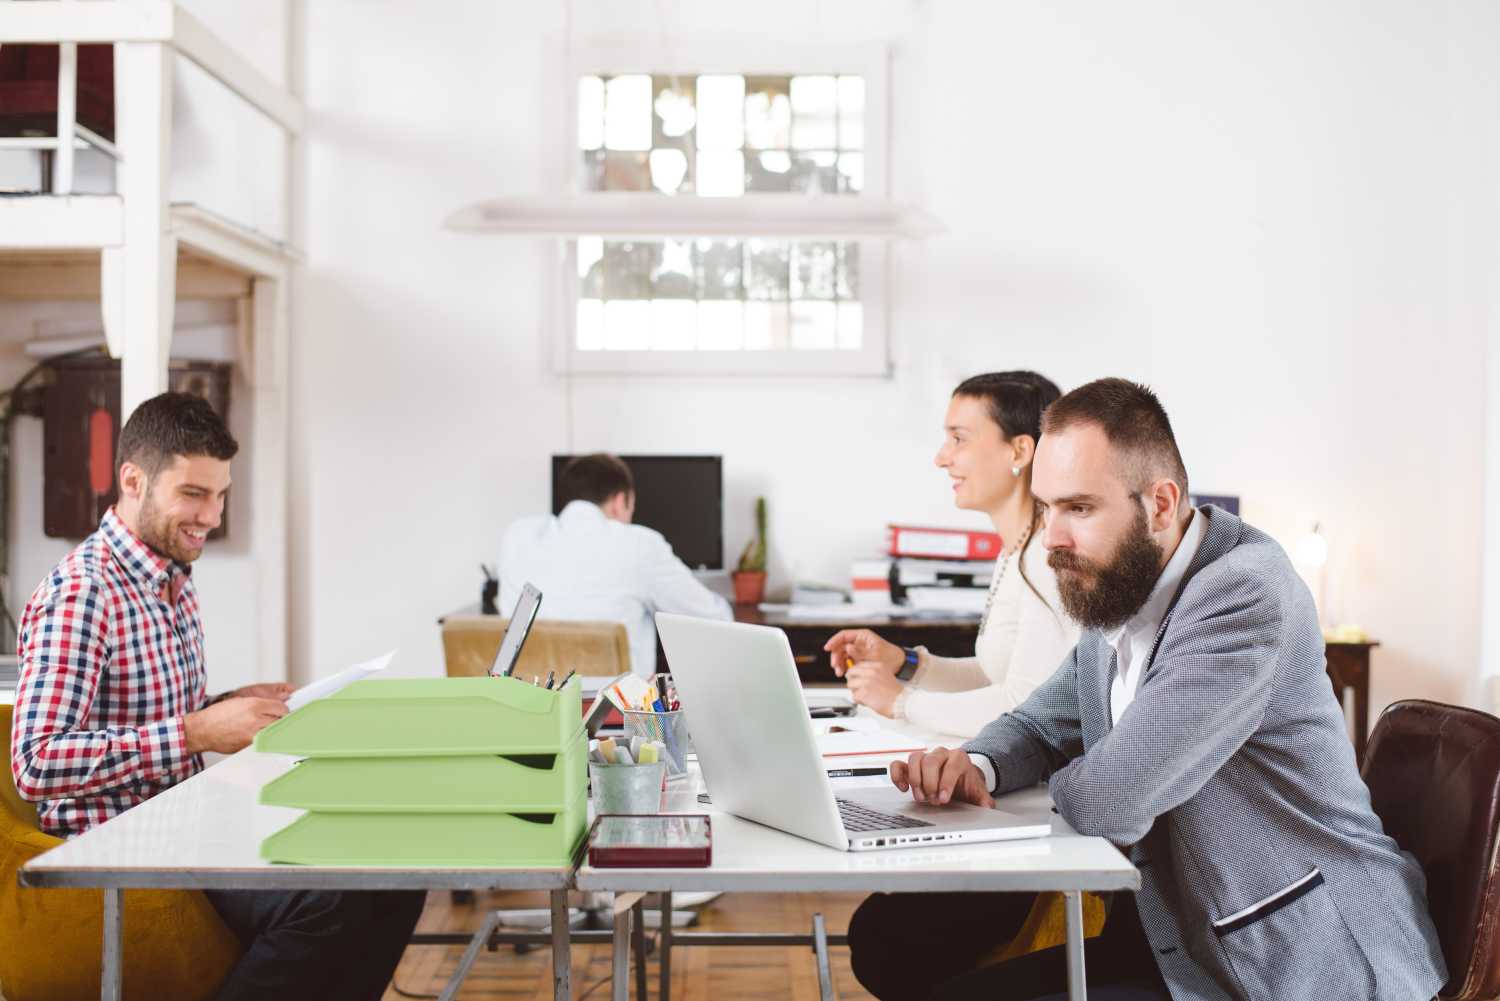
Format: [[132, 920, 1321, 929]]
[[732, 496, 768, 605]]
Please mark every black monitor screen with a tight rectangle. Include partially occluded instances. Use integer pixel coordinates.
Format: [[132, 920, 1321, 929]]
[[551, 455, 724, 570]]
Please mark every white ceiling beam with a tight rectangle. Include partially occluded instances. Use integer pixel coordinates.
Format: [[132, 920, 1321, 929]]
[[0, 1, 171, 43], [445, 194, 944, 240], [169, 5, 305, 135], [0, 196, 124, 249], [0, 2, 305, 136]]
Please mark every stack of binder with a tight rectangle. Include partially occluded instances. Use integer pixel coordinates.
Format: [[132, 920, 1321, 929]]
[[255, 676, 587, 867]]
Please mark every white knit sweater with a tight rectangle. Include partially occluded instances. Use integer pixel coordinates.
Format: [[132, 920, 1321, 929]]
[[897, 540, 1079, 738]]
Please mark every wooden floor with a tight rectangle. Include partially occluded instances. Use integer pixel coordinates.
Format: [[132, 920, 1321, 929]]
[[380, 889, 878, 1001]]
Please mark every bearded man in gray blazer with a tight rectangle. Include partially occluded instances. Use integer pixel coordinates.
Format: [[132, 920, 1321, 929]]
[[853, 378, 1445, 1001]]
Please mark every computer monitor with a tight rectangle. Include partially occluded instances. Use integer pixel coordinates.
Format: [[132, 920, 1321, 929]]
[[551, 455, 724, 570]]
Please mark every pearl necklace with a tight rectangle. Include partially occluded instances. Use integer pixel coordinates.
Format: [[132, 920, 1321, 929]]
[[979, 520, 1032, 636]]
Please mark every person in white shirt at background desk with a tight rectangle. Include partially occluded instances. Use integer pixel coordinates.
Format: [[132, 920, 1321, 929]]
[[826, 371, 1080, 738], [500, 453, 731, 677]]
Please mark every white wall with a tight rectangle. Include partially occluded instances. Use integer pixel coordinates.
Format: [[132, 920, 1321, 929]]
[[9, 1, 1480, 725], [9, 0, 1496, 724], [0, 0, 291, 692], [289, 0, 1499, 727]]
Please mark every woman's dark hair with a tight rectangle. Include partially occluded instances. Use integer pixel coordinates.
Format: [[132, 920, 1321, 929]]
[[951, 370, 1063, 611]]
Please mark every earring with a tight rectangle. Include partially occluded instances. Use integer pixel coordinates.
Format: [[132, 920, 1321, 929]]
[[1011, 466, 1022, 477]]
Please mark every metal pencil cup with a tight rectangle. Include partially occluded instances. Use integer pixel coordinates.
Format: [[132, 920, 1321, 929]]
[[590, 761, 666, 815], [621, 709, 689, 777]]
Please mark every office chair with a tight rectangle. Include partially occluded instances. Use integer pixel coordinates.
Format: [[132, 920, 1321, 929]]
[[0, 704, 241, 1000], [1362, 699, 1500, 1000]]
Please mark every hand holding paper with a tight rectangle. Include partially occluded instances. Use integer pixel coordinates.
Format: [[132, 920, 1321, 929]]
[[286, 651, 396, 712]]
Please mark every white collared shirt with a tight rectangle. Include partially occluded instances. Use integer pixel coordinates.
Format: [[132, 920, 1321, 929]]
[[1105, 507, 1205, 725], [969, 508, 1206, 791], [499, 500, 733, 677]]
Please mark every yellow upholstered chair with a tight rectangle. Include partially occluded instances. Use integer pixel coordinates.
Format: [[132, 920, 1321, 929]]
[[440, 615, 632, 681], [0, 704, 241, 1001], [986, 891, 1108, 964]]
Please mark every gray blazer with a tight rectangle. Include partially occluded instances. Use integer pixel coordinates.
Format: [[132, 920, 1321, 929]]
[[965, 506, 1446, 1001]]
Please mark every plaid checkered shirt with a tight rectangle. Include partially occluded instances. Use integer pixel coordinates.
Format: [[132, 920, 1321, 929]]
[[10, 508, 209, 837]]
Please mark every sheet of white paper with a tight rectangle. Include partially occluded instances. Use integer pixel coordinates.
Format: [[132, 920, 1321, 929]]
[[578, 675, 621, 697], [287, 650, 395, 711], [816, 729, 927, 757], [812, 715, 891, 736]]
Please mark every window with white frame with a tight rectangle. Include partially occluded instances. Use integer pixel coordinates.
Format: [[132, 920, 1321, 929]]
[[559, 45, 890, 376]]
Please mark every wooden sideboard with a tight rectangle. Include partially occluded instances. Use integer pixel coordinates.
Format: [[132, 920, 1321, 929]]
[[733, 606, 1378, 760]]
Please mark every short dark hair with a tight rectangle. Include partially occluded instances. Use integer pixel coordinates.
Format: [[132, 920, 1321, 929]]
[[559, 454, 634, 506], [117, 391, 238, 481], [1042, 378, 1189, 496], [952, 370, 1063, 445]]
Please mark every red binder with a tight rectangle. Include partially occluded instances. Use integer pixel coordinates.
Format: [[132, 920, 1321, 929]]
[[886, 524, 1003, 561]]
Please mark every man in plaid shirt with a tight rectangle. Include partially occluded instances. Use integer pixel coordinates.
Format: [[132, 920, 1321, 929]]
[[11, 392, 423, 1001]]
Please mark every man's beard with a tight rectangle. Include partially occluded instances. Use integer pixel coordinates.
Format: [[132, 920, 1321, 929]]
[[137, 491, 201, 564], [1048, 507, 1165, 631]]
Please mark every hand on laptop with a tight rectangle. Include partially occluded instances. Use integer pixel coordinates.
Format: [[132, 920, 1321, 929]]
[[891, 747, 994, 809]]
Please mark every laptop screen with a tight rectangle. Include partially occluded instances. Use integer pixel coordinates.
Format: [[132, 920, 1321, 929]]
[[489, 583, 543, 677]]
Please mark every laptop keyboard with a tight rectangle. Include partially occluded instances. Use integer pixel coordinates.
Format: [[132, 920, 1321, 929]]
[[837, 798, 936, 833]]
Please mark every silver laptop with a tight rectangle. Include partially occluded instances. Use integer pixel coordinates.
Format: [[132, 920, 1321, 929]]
[[655, 613, 1053, 852]]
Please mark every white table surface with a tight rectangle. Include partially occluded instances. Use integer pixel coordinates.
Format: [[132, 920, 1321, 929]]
[[21, 749, 571, 891], [578, 695, 1138, 895]]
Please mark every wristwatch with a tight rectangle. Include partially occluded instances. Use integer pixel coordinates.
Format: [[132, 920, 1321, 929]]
[[895, 647, 921, 682]]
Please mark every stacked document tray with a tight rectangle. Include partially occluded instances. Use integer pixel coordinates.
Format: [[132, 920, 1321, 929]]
[[255, 676, 587, 867]]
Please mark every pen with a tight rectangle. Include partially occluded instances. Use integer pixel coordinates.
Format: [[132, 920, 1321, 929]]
[[557, 669, 576, 690], [543, 670, 555, 690], [826, 767, 889, 778], [655, 675, 669, 703]]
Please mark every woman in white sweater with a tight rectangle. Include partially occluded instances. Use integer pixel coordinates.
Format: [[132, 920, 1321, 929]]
[[824, 371, 1079, 738]]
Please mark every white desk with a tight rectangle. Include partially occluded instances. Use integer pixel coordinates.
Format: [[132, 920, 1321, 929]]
[[21, 749, 577, 1001], [577, 762, 1139, 1001]]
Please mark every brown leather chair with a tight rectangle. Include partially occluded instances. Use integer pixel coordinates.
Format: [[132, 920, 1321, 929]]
[[1362, 699, 1500, 1000], [440, 614, 631, 681]]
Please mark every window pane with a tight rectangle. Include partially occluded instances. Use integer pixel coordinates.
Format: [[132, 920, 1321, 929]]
[[745, 240, 790, 300], [602, 241, 658, 299], [652, 240, 696, 298], [653, 75, 696, 142], [837, 302, 863, 349], [792, 242, 838, 300], [744, 76, 791, 149], [577, 299, 605, 350], [571, 69, 873, 357], [744, 301, 789, 349], [603, 301, 651, 349], [604, 75, 652, 151], [837, 152, 864, 194], [745, 150, 793, 193], [789, 151, 839, 195], [650, 300, 698, 349], [694, 239, 743, 299], [698, 301, 745, 350], [649, 148, 689, 194], [582, 151, 651, 192], [578, 237, 604, 298], [695, 75, 745, 150], [791, 301, 837, 349], [838, 76, 865, 149], [696, 150, 745, 197], [837, 242, 860, 300], [790, 76, 837, 149], [579, 76, 605, 151]]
